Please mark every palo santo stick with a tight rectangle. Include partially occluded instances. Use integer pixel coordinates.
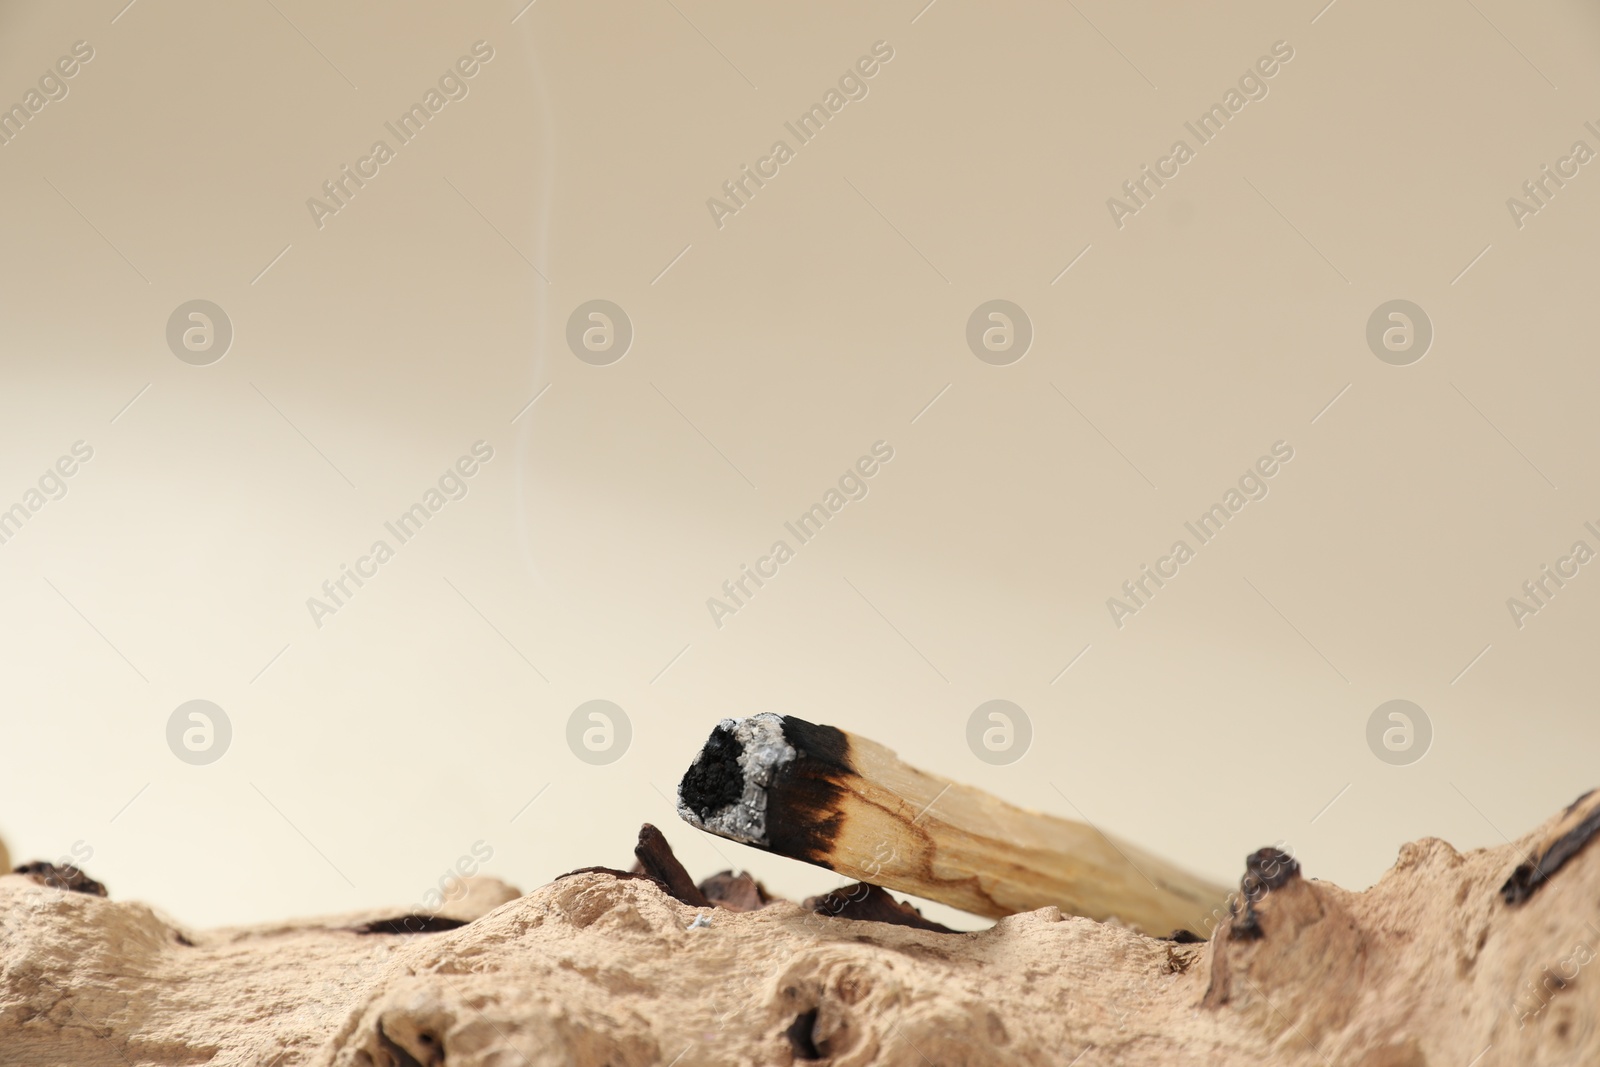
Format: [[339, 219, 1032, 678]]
[[676, 714, 1229, 935]]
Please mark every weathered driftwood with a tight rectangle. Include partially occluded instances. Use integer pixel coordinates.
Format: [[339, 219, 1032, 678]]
[[3, 794, 1600, 1066]]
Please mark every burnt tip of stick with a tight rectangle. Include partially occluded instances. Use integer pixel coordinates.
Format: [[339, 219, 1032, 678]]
[[676, 715, 852, 861], [679, 722, 746, 822]]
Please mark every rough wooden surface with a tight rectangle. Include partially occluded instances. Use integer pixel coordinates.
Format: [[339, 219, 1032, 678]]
[[3, 792, 1600, 1066]]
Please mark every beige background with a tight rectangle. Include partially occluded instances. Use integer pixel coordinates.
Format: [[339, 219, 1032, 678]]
[[0, 0, 1597, 932]]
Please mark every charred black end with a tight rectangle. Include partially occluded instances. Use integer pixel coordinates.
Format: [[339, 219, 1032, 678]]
[[1564, 788, 1596, 816], [768, 716, 853, 865], [634, 823, 712, 908], [13, 861, 108, 897], [1231, 847, 1300, 942], [806, 882, 959, 933], [351, 914, 471, 935], [1502, 794, 1600, 906], [1244, 847, 1300, 893], [697, 869, 772, 911], [679, 723, 746, 821]]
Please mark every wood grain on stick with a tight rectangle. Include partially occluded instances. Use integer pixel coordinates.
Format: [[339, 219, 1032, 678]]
[[676, 714, 1230, 934]]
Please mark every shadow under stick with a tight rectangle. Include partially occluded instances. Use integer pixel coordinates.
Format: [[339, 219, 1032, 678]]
[[676, 714, 1229, 935]]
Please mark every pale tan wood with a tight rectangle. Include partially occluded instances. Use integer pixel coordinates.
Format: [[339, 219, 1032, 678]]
[[818, 731, 1232, 933]]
